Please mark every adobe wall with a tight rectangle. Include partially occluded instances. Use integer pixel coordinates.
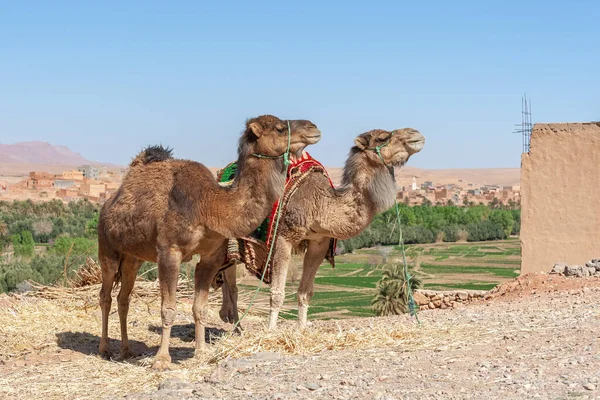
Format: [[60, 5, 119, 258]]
[[521, 122, 600, 274]]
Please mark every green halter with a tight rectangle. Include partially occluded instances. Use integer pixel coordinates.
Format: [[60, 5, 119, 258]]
[[367, 130, 396, 166], [251, 121, 292, 167]]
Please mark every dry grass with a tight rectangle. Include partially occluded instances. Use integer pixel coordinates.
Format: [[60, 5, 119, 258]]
[[0, 279, 487, 399]]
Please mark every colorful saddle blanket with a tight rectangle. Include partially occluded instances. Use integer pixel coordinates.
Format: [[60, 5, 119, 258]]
[[216, 151, 337, 285]]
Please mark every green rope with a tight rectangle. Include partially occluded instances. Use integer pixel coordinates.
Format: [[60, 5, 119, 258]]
[[228, 121, 292, 333], [252, 121, 292, 165], [370, 132, 420, 323], [367, 130, 396, 166], [394, 196, 420, 323]]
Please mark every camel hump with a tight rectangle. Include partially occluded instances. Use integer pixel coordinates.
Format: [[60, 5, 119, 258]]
[[130, 145, 174, 167]]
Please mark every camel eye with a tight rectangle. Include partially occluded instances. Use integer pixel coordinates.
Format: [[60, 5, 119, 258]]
[[275, 123, 286, 133], [376, 135, 391, 143]]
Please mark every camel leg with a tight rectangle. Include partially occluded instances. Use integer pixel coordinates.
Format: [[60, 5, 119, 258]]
[[98, 251, 119, 359], [117, 256, 142, 360], [218, 270, 232, 323], [152, 248, 182, 370], [192, 251, 223, 357], [221, 263, 242, 332], [268, 237, 293, 330], [297, 238, 330, 328]]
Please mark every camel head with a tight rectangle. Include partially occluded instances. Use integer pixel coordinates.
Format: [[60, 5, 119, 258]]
[[242, 115, 321, 159], [353, 128, 425, 167]]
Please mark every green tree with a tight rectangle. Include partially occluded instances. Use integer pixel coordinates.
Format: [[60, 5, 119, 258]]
[[51, 236, 97, 258], [371, 264, 422, 316], [489, 210, 514, 238], [12, 230, 35, 257], [86, 213, 99, 237]]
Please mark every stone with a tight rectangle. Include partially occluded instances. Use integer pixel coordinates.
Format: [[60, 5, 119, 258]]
[[158, 379, 194, 392], [588, 267, 597, 276], [304, 382, 320, 391], [584, 383, 596, 391], [432, 300, 442, 307], [565, 265, 584, 277], [428, 302, 436, 309], [432, 294, 443, 301], [551, 262, 568, 274], [413, 292, 429, 306], [456, 292, 469, 301]]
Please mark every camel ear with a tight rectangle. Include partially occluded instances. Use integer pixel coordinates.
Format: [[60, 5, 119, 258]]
[[354, 135, 369, 150], [248, 122, 262, 138]]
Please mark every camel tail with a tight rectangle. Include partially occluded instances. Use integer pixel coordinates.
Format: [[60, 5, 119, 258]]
[[129, 145, 174, 168]]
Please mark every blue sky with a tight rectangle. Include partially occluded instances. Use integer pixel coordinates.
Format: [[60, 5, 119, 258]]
[[1, 1, 598, 168]]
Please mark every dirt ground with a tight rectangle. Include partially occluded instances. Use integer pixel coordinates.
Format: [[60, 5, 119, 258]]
[[2, 273, 600, 399]]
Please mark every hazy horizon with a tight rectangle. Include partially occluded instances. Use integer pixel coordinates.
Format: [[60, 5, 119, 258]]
[[1, 2, 598, 169]]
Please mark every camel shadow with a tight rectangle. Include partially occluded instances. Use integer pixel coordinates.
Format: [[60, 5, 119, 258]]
[[147, 323, 228, 344], [55, 331, 194, 364]]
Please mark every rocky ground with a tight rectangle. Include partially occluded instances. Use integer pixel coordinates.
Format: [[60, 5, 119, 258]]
[[121, 274, 600, 400], [2, 273, 600, 400]]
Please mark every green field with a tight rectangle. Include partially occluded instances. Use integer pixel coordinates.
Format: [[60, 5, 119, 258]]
[[238, 239, 521, 320]]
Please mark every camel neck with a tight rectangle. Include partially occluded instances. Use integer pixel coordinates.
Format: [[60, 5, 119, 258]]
[[215, 155, 285, 238], [322, 153, 397, 239]]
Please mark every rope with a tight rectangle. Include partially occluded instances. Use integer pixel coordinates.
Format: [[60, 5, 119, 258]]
[[229, 121, 292, 333], [370, 132, 420, 323], [367, 130, 396, 166], [394, 192, 420, 324], [252, 121, 292, 165]]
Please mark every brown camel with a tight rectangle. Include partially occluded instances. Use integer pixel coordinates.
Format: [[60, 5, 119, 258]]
[[97, 115, 321, 369], [219, 127, 425, 329]]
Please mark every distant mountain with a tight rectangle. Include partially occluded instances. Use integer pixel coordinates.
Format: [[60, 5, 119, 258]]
[[0, 141, 95, 165]]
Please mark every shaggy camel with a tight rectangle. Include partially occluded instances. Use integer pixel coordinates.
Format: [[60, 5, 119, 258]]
[[219, 128, 425, 329], [97, 115, 321, 369]]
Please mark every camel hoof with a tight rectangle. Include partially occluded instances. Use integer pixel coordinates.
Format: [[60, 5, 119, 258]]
[[99, 344, 111, 360], [118, 349, 134, 360], [233, 324, 243, 334], [151, 359, 172, 371]]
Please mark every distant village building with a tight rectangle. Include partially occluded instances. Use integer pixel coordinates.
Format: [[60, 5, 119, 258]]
[[54, 179, 76, 189], [57, 188, 80, 202], [26, 172, 54, 189], [62, 170, 84, 180], [80, 180, 106, 198], [435, 188, 448, 201], [78, 165, 99, 180], [411, 177, 417, 191]]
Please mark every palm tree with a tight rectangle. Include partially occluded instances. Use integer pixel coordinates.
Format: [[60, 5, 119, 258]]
[[371, 263, 422, 316]]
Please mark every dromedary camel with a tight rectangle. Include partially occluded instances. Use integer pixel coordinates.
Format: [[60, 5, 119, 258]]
[[219, 127, 425, 329], [97, 115, 321, 369]]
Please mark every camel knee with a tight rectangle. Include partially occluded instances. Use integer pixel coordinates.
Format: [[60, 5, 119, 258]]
[[270, 289, 285, 308], [192, 303, 208, 323], [117, 293, 130, 308], [161, 306, 176, 327], [298, 290, 314, 307], [99, 290, 112, 307]]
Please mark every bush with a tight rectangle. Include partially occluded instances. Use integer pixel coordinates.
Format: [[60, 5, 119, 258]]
[[12, 230, 35, 257], [371, 264, 422, 316]]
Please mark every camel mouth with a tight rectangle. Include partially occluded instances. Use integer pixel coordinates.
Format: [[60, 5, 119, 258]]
[[408, 139, 425, 153], [303, 133, 322, 144]]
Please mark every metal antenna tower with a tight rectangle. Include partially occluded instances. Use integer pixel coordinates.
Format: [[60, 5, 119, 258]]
[[513, 94, 533, 153]]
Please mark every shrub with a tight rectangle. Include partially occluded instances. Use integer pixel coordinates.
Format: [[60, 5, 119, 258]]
[[371, 264, 422, 316]]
